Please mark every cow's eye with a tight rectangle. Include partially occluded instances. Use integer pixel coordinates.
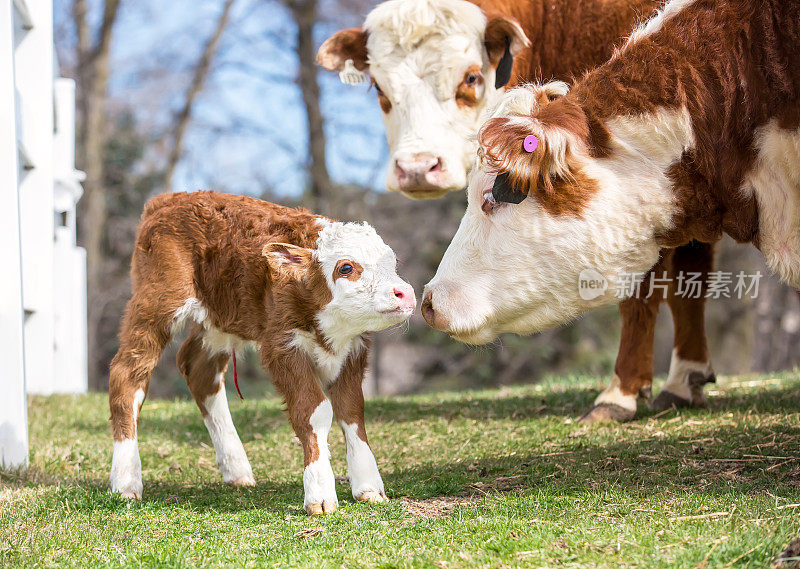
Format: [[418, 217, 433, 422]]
[[481, 191, 503, 216], [339, 263, 354, 275], [373, 83, 392, 113], [464, 72, 479, 87]]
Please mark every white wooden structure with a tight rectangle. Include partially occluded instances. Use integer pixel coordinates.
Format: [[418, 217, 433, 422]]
[[1, 0, 86, 469]]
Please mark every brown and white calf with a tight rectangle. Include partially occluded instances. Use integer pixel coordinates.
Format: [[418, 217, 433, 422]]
[[320, 0, 718, 421], [423, 0, 800, 420], [109, 191, 415, 514]]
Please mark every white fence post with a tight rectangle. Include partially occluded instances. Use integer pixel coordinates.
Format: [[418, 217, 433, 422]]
[[0, 0, 29, 469]]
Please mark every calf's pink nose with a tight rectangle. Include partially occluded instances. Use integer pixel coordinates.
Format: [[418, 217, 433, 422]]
[[393, 285, 416, 311]]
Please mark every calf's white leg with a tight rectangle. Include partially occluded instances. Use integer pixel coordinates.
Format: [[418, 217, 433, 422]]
[[203, 377, 254, 485], [110, 389, 146, 499], [341, 421, 385, 502], [177, 329, 254, 486], [303, 400, 338, 514]]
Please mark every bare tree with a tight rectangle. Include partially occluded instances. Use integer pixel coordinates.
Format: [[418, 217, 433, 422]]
[[73, 0, 122, 390], [284, 0, 335, 209], [163, 0, 238, 191]]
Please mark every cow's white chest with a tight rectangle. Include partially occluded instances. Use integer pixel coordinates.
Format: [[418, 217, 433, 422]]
[[742, 122, 800, 287], [289, 329, 362, 385]]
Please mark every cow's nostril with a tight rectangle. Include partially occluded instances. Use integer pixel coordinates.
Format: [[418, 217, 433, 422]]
[[428, 158, 443, 173], [393, 288, 405, 299], [421, 297, 435, 324]]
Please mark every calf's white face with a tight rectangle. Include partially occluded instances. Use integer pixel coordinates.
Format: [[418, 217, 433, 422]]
[[266, 221, 416, 337], [422, 84, 684, 343], [316, 221, 415, 335], [317, 0, 529, 199]]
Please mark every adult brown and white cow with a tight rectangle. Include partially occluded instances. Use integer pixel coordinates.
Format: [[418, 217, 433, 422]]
[[319, 0, 719, 422], [108, 191, 415, 514], [422, 0, 800, 423]]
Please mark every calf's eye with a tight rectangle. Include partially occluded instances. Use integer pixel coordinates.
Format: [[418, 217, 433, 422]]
[[464, 72, 479, 86], [339, 263, 354, 275]]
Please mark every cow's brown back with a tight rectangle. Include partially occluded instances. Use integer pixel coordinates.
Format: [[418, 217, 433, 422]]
[[474, 0, 660, 84]]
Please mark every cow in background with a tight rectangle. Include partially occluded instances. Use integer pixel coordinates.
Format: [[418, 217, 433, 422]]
[[318, 0, 718, 422]]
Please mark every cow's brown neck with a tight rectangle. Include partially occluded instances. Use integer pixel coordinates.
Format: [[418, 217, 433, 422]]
[[476, 0, 660, 85]]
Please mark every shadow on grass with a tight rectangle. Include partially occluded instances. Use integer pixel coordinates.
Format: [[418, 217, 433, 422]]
[[13, 378, 799, 516], [11, 419, 800, 516], [113, 379, 800, 445]]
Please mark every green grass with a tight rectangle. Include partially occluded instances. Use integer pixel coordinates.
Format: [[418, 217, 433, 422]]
[[2, 372, 799, 568]]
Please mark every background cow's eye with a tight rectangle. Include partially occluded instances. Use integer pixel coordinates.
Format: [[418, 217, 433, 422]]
[[464, 72, 479, 87], [373, 83, 392, 113], [339, 263, 354, 275]]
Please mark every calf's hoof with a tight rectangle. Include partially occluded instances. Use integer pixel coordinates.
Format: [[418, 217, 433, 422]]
[[356, 490, 387, 503], [116, 490, 142, 500], [580, 403, 636, 424], [305, 501, 338, 515], [227, 475, 256, 487]]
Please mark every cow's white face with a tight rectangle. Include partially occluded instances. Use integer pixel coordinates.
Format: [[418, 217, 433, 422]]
[[421, 84, 684, 344], [317, 0, 529, 199]]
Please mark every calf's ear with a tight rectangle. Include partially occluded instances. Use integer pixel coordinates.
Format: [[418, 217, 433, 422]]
[[263, 243, 314, 280], [316, 28, 369, 72], [484, 16, 530, 88]]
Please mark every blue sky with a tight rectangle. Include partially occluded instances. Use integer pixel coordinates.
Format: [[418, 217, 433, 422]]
[[57, 0, 388, 198]]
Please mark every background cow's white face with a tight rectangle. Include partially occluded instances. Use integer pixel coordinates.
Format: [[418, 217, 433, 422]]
[[318, 0, 529, 199], [421, 84, 683, 344]]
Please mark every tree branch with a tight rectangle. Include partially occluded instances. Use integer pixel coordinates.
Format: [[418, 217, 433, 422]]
[[163, 0, 238, 191]]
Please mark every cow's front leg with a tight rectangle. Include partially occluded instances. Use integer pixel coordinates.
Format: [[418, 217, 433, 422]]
[[328, 347, 386, 503], [581, 290, 662, 423], [652, 242, 716, 410], [269, 354, 338, 515]]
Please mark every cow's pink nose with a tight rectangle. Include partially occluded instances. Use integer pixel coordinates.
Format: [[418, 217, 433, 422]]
[[393, 285, 416, 311], [394, 154, 443, 188]]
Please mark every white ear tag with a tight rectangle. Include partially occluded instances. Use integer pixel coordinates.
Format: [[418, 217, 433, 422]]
[[339, 59, 366, 85]]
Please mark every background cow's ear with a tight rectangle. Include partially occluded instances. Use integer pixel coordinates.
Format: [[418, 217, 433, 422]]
[[262, 243, 314, 280], [316, 28, 369, 72], [484, 16, 530, 87]]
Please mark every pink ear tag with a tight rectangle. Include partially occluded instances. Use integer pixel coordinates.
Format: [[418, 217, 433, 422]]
[[523, 135, 538, 153]]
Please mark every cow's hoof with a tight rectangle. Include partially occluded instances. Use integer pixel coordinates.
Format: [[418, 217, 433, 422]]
[[228, 475, 255, 487], [356, 490, 387, 503], [305, 501, 338, 515], [580, 403, 635, 424], [650, 390, 691, 411]]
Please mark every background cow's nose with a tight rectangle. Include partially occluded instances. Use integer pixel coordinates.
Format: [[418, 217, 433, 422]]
[[394, 153, 443, 187], [421, 290, 449, 331], [393, 284, 416, 312]]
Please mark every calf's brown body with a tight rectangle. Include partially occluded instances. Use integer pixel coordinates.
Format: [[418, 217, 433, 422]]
[[109, 191, 400, 514]]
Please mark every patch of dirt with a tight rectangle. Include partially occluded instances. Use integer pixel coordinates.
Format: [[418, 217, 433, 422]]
[[774, 537, 800, 568], [400, 496, 479, 519]]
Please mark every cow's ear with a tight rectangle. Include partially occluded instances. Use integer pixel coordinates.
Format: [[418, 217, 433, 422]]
[[479, 118, 568, 200], [484, 16, 530, 88], [316, 28, 369, 73], [263, 243, 314, 280]]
